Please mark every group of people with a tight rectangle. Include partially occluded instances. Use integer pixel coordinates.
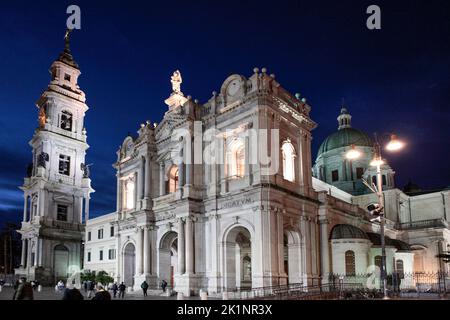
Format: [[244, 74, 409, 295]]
[[8, 277, 170, 300]]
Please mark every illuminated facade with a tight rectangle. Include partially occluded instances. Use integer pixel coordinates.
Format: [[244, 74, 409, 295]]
[[19, 35, 449, 294], [84, 67, 450, 296], [15, 35, 94, 285]]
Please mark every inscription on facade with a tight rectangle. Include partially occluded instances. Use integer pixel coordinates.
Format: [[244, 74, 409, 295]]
[[221, 198, 255, 210]]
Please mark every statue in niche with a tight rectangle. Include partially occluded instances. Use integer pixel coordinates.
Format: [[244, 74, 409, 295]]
[[37, 152, 49, 168], [38, 107, 46, 128], [171, 70, 182, 94], [80, 163, 92, 178]]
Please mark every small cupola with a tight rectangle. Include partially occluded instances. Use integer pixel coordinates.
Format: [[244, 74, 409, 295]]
[[337, 106, 352, 130]]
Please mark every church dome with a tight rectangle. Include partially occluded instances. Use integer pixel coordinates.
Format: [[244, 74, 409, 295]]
[[318, 127, 373, 156], [330, 224, 369, 240], [317, 107, 373, 159]]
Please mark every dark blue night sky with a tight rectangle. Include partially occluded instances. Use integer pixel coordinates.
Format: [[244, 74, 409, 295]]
[[0, 0, 449, 226]]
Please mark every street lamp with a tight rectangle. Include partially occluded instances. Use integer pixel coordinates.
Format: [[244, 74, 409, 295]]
[[346, 134, 405, 299]]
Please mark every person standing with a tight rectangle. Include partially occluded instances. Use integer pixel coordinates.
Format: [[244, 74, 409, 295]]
[[118, 282, 126, 299], [161, 280, 168, 293], [111, 282, 118, 298], [13, 277, 34, 300], [141, 281, 149, 297], [87, 280, 95, 299]]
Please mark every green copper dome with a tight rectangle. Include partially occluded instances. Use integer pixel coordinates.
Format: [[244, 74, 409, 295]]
[[317, 107, 373, 158], [318, 127, 373, 157]]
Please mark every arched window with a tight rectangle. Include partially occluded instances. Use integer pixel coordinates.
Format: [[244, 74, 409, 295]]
[[396, 259, 404, 278], [374, 255, 382, 270], [60, 111, 73, 131], [228, 139, 245, 178], [282, 140, 296, 182], [345, 250, 356, 276], [168, 166, 179, 193], [123, 177, 135, 210]]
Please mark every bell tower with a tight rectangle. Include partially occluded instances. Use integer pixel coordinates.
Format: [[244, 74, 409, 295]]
[[16, 30, 94, 285]]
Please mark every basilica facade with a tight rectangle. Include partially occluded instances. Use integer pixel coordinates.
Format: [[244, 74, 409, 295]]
[[17, 37, 450, 296]]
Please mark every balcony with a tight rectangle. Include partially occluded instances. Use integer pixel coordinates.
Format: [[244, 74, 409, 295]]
[[396, 218, 448, 230], [54, 173, 75, 186], [153, 193, 177, 208], [45, 124, 86, 142], [51, 220, 84, 232]]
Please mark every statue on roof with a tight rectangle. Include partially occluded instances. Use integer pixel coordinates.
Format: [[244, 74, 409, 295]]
[[171, 70, 182, 94]]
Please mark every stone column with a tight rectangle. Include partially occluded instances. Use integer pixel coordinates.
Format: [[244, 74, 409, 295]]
[[304, 134, 312, 189], [115, 234, 121, 282], [21, 239, 26, 267], [143, 227, 150, 274], [116, 176, 122, 217], [319, 218, 330, 282], [244, 135, 250, 181], [38, 238, 43, 267], [23, 195, 28, 222], [159, 163, 165, 196], [178, 161, 185, 191], [144, 155, 152, 199], [26, 239, 32, 269], [277, 212, 285, 280], [138, 157, 144, 202], [78, 197, 84, 224], [178, 219, 185, 275], [185, 217, 194, 274], [85, 197, 90, 223], [185, 138, 193, 186], [136, 228, 143, 275], [34, 239, 40, 266]]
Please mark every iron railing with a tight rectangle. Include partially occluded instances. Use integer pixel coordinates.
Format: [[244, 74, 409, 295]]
[[396, 218, 448, 230], [226, 272, 450, 300]]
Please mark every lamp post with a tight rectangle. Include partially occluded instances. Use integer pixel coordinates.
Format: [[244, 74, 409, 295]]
[[346, 134, 405, 300]]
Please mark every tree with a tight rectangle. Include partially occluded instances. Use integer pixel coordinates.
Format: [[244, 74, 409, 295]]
[[80, 271, 96, 282], [95, 271, 114, 286]]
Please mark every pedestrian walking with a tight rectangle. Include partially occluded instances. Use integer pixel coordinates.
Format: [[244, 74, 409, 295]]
[[118, 282, 126, 299], [12, 277, 34, 300], [141, 281, 149, 297], [111, 282, 118, 298]]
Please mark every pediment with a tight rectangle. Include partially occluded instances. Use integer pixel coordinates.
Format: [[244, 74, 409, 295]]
[[155, 112, 187, 141]]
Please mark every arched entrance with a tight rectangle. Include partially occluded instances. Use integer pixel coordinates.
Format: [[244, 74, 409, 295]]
[[54, 244, 69, 283], [224, 226, 252, 290], [123, 243, 136, 288], [159, 231, 178, 288], [284, 230, 303, 284]]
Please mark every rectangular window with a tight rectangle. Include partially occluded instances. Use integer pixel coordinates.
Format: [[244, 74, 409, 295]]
[[87, 252, 91, 262], [110, 226, 114, 237], [332, 170, 339, 182], [57, 205, 68, 221], [87, 231, 91, 241], [64, 73, 71, 81], [382, 175, 387, 185], [356, 167, 364, 179], [98, 229, 104, 240], [108, 249, 116, 260], [58, 155, 71, 176], [99, 250, 103, 261]]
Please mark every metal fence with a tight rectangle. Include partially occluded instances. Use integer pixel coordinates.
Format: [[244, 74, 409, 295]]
[[226, 272, 450, 300]]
